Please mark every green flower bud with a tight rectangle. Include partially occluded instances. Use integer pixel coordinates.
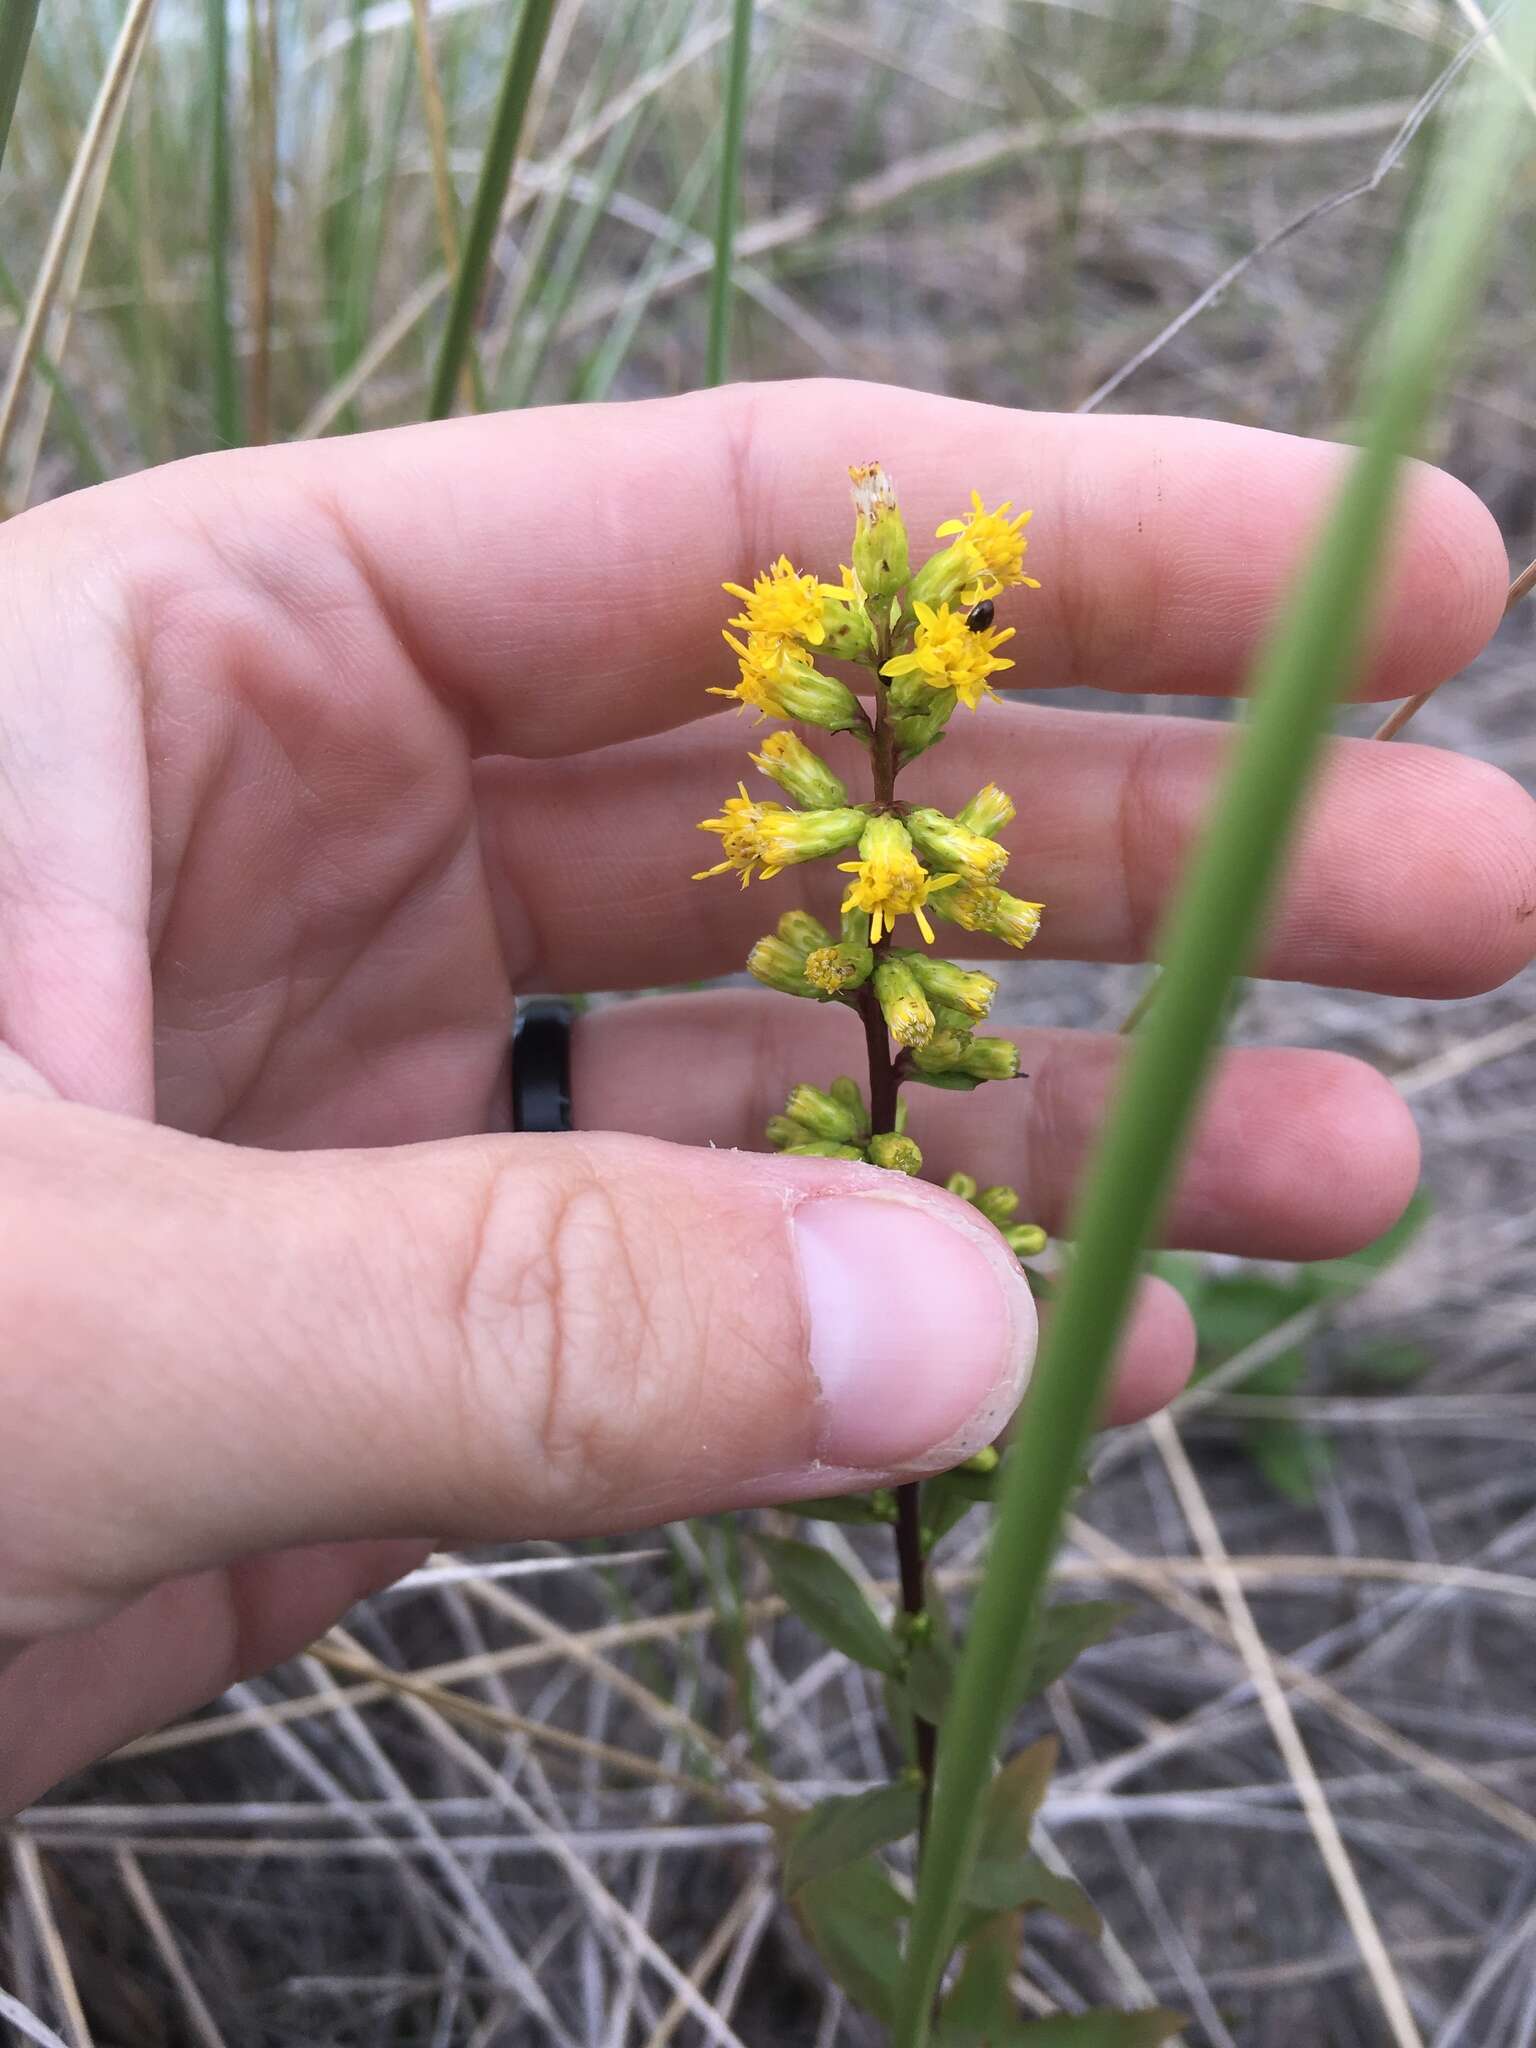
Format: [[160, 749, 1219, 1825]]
[[900, 951, 999, 1023], [750, 730, 850, 810], [961, 1445, 1000, 1475], [784, 1083, 863, 1143], [956, 1036, 1022, 1081], [906, 538, 972, 612], [906, 1066, 982, 1092], [829, 1076, 870, 1133], [955, 782, 1016, 840], [945, 1171, 979, 1202], [892, 694, 957, 762], [765, 1114, 816, 1150], [873, 957, 936, 1050], [910, 1026, 971, 1073], [976, 1184, 1020, 1225], [747, 935, 819, 998], [784, 1140, 865, 1159], [904, 807, 1010, 886], [848, 462, 911, 601], [1004, 1222, 1049, 1259], [714, 634, 868, 732], [776, 908, 831, 957], [930, 881, 1044, 951], [867, 1131, 923, 1175], [805, 939, 874, 994], [819, 566, 876, 661]]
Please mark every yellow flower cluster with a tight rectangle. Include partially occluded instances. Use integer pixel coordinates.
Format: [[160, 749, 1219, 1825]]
[[693, 463, 1050, 1153]]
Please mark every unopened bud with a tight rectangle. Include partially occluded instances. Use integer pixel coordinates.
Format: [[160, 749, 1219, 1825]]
[[765, 1114, 816, 1150], [873, 957, 936, 1050], [904, 807, 1009, 886], [961, 1445, 1000, 1475], [955, 783, 1016, 840], [829, 1076, 870, 1133], [848, 462, 910, 601], [867, 1131, 923, 1175], [784, 1083, 863, 1143], [945, 1171, 979, 1202], [784, 1140, 865, 1160], [750, 730, 850, 810], [819, 566, 875, 661], [747, 935, 819, 998], [976, 1184, 1020, 1226], [1004, 1223, 1048, 1259], [777, 908, 831, 957], [956, 1036, 1022, 1082], [931, 881, 1043, 951], [901, 952, 999, 1022]]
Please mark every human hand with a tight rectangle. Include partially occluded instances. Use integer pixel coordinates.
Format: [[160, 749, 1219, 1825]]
[[2, 381, 1530, 1811]]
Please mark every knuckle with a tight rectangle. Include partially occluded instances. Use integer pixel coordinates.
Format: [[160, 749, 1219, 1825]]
[[452, 1150, 695, 1513]]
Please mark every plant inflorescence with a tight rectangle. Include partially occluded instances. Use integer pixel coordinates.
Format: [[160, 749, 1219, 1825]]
[[693, 465, 1182, 2043]]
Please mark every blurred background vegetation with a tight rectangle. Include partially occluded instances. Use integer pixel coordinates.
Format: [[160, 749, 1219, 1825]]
[[4, 3, 1536, 2044]]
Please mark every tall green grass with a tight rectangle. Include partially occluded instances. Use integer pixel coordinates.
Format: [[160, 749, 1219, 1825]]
[[428, 0, 555, 421], [895, 17, 1536, 2038], [705, 0, 753, 386], [0, 0, 40, 178]]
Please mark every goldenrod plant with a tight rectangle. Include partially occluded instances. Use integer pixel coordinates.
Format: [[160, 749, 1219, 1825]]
[[694, 468, 1181, 2042]]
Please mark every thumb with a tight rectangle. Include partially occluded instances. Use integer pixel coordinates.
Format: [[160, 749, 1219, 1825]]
[[0, 1098, 1036, 1639]]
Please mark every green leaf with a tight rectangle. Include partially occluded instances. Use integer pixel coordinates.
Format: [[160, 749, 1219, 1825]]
[[794, 1854, 908, 2023], [784, 1781, 921, 1895], [906, 1632, 955, 1723], [965, 1853, 1100, 1934], [1244, 1418, 1332, 1507], [796, 1492, 898, 1526], [1337, 1338, 1434, 1390], [939, 1910, 1020, 2042], [1010, 2011, 1186, 2046], [1194, 1275, 1307, 1367], [1013, 1603, 1130, 1709], [756, 1534, 899, 1676]]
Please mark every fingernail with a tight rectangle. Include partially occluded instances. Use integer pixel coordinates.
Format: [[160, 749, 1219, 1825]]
[[793, 1191, 1036, 1471]]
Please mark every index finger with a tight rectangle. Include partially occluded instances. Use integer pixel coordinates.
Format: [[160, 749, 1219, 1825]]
[[74, 378, 1508, 757]]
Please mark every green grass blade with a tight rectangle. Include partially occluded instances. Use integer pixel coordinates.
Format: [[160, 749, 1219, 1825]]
[[704, 0, 752, 386], [0, 0, 40, 178], [427, 0, 555, 422], [205, 0, 241, 447], [894, 20, 1536, 2042]]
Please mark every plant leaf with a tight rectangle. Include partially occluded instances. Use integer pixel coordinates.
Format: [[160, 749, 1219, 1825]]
[[965, 1853, 1100, 1934], [756, 1534, 899, 1675], [793, 1854, 908, 2023], [785, 1781, 921, 1895], [1009, 2011, 1187, 2046], [1244, 1417, 1331, 1506], [1013, 1603, 1129, 1709], [796, 1492, 898, 1526], [939, 1910, 1020, 2041], [907, 1633, 955, 1723]]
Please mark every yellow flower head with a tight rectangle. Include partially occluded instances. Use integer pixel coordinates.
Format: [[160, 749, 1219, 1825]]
[[710, 632, 864, 732], [723, 554, 827, 648], [881, 601, 1016, 711], [694, 785, 791, 887], [836, 814, 959, 945], [695, 785, 865, 887], [935, 492, 1040, 605]]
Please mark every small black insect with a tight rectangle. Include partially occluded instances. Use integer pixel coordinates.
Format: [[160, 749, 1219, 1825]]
[[966, 599, 995, 633]]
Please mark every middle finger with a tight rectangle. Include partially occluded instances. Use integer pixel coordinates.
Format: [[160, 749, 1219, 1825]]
[[481, 702, 1536, 996]]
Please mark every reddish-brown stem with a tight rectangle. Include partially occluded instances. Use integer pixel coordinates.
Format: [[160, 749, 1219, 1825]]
[[862, 604, 938, 1853]]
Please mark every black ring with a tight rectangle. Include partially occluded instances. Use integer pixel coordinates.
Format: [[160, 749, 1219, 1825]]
[[511, 999, 576, 1133]]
